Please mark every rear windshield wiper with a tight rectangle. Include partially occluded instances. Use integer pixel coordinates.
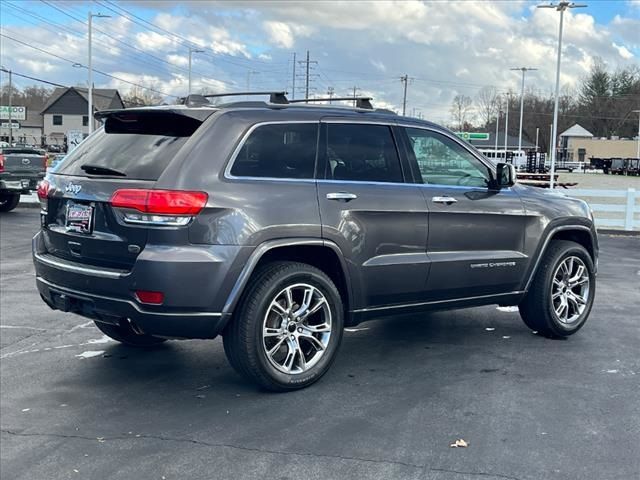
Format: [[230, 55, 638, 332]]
[[80, 164, 127, 177]]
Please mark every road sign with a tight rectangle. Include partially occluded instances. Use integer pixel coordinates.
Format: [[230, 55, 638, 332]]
[[456, 132, 490, 141], [0, 106, 26, 121]]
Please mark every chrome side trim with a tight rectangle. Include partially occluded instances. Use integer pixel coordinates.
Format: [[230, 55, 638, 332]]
[[36, 277, 223, 318], [35, 253, 127, 279], [352, 291, 526, 314], [523, 224, 593, 292], [362, 252, 430, 267]]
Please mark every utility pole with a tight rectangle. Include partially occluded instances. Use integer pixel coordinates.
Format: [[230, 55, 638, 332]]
[[291, 52, 296, 100], [351, 86, 360, 107], [400, 74, 409, 116], [537, 1, 587, 188], [297, 50, 317, 102], [88, 12, 110, 135], [188, 46, 204, 95], [510, 67, 537, 154], [327, 86, 335, 104], [246, 70, 259, 95]]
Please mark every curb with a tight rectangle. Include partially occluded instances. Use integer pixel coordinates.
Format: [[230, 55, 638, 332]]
[[598, 229, 640, 237]]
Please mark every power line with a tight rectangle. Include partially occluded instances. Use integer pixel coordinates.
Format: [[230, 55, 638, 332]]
[[96, 0, 281, 70], [0, 68, 66, 88], [36, 0, 235, 86], [0, 33, 178, 97]]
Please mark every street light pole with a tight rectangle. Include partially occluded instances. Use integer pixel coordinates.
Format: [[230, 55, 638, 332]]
[[537, 1, 586, 188], [504, 93, 510, 154], [633, 110, 640, 159], [88, 12, 110, 135], [511, 67, 537, 154], [494, 108, 501, 158], [188, 47, 204, 95]]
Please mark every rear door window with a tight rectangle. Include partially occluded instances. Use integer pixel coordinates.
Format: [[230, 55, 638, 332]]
[[324, 123, 403, 183], [230, 123, 318, 179]]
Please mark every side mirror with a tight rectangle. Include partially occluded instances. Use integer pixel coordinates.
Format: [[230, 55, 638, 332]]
[[494, 162, 516, 189]]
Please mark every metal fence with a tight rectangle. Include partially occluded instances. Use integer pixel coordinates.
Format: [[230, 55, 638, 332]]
[[566, 188, 639, 231]]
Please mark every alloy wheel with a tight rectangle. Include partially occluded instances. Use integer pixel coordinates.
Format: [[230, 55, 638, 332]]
[[262, 283, 332, 374], [551, 256, 590, 325]]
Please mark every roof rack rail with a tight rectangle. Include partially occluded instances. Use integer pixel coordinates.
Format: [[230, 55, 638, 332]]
[[288, 97, 374, 110], [178, 92, 385, 112], [204, 91, 289, 104]]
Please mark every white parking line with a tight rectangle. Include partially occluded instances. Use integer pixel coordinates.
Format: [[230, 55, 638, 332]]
[[0, 325, 47, 331]]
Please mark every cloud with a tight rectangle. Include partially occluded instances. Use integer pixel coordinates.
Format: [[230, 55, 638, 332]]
[[1, 0, 637, 123], [612, 42, 634, 59]]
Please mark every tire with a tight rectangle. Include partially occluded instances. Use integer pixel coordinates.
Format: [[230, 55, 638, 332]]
[[223, 261, 344, 391], [519, 240, 595, 338], [93, 319, 167, 347], [0, 193, 20, 212]]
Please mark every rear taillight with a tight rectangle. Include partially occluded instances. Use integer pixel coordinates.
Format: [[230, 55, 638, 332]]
[[0, 154, 4, 173], [37, 179, 50, 213], [110, 189, 208, 226], [37, 179, 50, 200]]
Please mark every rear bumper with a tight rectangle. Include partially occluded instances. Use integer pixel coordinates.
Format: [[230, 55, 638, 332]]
[[33, 231, 249, 339], [36, 276, 228, 339], [1, 175, 44, 193]]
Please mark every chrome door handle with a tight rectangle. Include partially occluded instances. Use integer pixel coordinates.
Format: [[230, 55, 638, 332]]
[[327, 192, 357, 201], [432, 196, 457, 204]]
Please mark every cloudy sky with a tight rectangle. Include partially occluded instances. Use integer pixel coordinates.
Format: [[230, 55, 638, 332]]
[[1, 0, 638, 123]]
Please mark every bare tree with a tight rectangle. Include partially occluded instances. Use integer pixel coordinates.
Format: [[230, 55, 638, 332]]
[[122, 85, 163, 107], [475, 86, 499, 128], [450, 94, 473, 131]]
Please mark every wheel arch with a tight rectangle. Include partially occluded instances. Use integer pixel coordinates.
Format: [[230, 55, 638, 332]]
[[523, 223, 597, 292], [221, 239, 355, 328]]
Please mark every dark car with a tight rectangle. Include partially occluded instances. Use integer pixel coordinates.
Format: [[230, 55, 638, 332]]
[[33, 94, 598, 390], [0, 147, 47, 212]]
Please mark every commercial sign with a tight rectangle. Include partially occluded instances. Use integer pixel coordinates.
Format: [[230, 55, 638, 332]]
[[0, 122, 20, 129], [0, 106, 27, 121], [67, 130, 85, 151], [456, 132, 490, 141]]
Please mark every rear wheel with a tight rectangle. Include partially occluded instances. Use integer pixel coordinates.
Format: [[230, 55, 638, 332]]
[[519, 240, 595, 338], [0, 193, 20, 212], [223, 262, 344, 391], [93, 320, 167, 347]]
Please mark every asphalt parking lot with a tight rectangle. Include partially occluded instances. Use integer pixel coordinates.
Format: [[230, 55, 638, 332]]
[[1, 208, 639, 480]]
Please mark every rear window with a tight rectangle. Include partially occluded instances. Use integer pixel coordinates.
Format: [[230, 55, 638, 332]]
[[55, 112, 202, 181]]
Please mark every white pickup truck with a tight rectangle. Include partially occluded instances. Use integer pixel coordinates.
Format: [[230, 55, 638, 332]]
[[0, 147, 47, 212]]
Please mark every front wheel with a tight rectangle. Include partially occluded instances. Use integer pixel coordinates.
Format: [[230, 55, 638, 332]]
[[93, 320, 167, 347], [223, 262, 344, 391], [519, 240, 595, 338], [0, 193, 20, 212]]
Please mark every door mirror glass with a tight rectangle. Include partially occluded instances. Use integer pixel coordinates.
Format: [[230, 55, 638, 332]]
[[495, 163, 516, 188]]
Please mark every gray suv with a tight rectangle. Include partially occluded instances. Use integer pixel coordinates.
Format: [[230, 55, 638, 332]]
[[33, 94, 598, 390]]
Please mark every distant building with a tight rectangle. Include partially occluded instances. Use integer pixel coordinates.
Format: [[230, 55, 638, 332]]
[[560, 124, 638, 161], [41, 87, 124, 145], [0, 109, 43, 146]]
